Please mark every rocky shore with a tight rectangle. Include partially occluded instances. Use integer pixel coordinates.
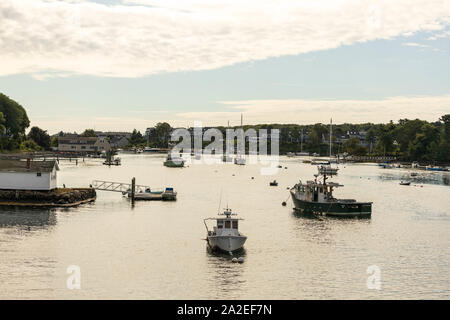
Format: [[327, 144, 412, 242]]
[[0, 188, 96, 207]]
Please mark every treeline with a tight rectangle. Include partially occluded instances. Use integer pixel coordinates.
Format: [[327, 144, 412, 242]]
[[239, 117, 449, 162], [130, 117, 450, 163], [1, 93, 449, 162]]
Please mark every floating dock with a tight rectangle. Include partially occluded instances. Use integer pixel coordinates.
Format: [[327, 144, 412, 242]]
[[91, 180, 176, 201]]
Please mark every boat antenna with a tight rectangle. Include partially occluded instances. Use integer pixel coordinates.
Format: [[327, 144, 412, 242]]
[[217, 189, 223, 214]]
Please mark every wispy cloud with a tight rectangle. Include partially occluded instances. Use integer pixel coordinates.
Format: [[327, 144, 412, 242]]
[[32, 95, 450, 133], [402, 42, 430, 48], [1, 0, 450, 79], [177, 95, 450, 125]]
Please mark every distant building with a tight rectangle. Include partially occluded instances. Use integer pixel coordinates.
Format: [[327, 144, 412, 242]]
[[95, 131, 131, 148], [0, 159, 59, 191], [58, 135, 111, 153]]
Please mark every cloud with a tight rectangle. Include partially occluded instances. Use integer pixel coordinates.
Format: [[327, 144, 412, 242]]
[[32, 95, 450, 133], [402, 42, 430, 48], [177, 95, 450, 125], [1, 0, 450, 78]]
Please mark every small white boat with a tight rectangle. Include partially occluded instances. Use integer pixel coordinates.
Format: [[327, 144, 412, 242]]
[[234, 156, 246, 165], [127, 187, 177, 201], [311, 159, 330, 165], [204, 208, 247, 254], [318, 164, 338, 175]]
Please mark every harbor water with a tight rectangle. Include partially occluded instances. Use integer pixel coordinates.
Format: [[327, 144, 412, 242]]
[[0, 154, 449, 299]]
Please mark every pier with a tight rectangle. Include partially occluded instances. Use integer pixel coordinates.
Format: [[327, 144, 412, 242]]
[[92, 180, 154, 193], [91, 180, 176, 201]]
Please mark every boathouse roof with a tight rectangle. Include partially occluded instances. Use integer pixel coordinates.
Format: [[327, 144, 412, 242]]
[[0, 159, 59, 173]]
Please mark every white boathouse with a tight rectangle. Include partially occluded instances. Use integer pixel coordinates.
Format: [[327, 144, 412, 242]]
[[0, 159, 59, 191]]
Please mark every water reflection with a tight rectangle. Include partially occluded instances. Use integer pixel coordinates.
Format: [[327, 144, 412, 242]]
[[205, 246, 246, 297], [0, 207, 56, 228], [377, 170, 450, 186]]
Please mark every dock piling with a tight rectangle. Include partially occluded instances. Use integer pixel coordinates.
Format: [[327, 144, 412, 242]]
[[131, 177, 136, 204]]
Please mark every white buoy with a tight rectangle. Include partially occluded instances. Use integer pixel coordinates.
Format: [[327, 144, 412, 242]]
[[232, 257, 238, 263], [237, 257, 244, 263]]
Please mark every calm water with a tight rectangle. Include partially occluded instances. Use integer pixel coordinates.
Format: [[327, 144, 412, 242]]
[[0, 154, 449, 299]]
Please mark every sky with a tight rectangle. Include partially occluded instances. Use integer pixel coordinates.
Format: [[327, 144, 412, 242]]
[[0, 0, 450, 134]]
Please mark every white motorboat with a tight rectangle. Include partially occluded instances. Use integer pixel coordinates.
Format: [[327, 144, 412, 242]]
[[234, 156, 246, 165], [204, 208, 247, 254]]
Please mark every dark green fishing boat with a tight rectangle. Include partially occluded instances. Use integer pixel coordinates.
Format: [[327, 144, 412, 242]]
[[290, 173, 372, 217], [163, 154, 184, 168]]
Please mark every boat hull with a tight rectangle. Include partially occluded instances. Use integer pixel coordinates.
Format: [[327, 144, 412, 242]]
[[164, 160, 184, 168], [207, 235, 247, 253], [290, 190, 372, 217]]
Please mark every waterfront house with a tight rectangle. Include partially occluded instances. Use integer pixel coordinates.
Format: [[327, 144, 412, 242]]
[[0, 159, 59, 191], [58, 135, 111, 153]]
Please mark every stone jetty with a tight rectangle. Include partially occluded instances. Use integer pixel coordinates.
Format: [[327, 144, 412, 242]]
[[0, 188, 96, 207]]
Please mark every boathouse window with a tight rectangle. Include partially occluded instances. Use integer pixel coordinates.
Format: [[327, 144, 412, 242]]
[[232, 221, 238, 229], [225, 221, 231, 229], [36, 172, 41, 177]]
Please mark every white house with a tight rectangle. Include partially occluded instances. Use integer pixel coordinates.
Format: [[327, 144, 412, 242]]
[[0, 159, 59, 191]]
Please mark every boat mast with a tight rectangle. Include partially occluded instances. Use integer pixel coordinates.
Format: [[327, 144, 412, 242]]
[[329, 118, 332, 159], [301, 128, 303, 153]]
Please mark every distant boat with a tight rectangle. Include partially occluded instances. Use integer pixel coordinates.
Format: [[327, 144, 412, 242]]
[[287, 152, 295, 157], [296, 152, 309, 156], [103, 157, 121, 166], [234, 156, 246, 165], [204, 207, 247, 254], [311, 159, 330, 165], [144, 147, 165, 153], [318, 164, 338, 175], [399, 181, 411, 186], [426, 165, 444, 171], [269, 180, 278, 186], [164, 154, 184, 167], [129, 187, 177, 201]]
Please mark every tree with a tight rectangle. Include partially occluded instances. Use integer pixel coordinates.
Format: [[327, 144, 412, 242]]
[[27, 126, 51, 150], [342, 137, 368, 156], [154, 122, 172, 148], [81, 129, 97, 137], [365, 128, 376, 154], [437, 114, 450, 162], [407, 123, 440, 161], [20, 139, 41, 151], [0, 93, 30, 138], [0, 111, 5, 134], [375, 123, 395, 155], [129, 129, 145, 145]]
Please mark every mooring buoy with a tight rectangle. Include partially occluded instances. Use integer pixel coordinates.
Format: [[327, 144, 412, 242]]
[[282, 201, 287, 206]]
